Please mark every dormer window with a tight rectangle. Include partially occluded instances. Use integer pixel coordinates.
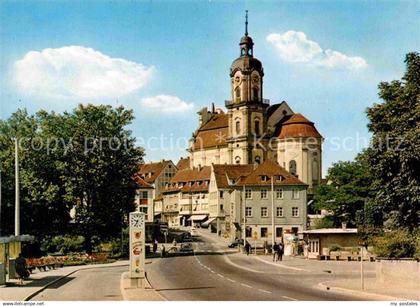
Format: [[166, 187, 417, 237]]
[[261, 175, 269, 182]]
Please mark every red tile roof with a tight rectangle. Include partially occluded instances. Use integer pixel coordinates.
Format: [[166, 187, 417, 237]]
[[163, 166, 211, 193], [133, 175, 154, 189], [193, 114, 229, 150], [238, 160, 306, 186], [212, 164, 255, 188], [138, 160, 172, 183], [176, 157, 190, 170], [277, 113, 322, 139]]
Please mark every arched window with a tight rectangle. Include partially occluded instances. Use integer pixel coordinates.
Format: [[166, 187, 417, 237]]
[[312, 159, 319, 181], [289, 160, 297, 176], [255, 156, 261, 164], [254, 120, 260, 136], [235, 88, 240, 101], [235, 156, 241, 164], [235, 120, 241, 134], [253, 87, 259, 101], [241, 48, 246, 56]]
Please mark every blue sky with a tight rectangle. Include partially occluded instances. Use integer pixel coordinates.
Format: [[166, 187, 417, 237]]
[[0, 0, 418, 175]]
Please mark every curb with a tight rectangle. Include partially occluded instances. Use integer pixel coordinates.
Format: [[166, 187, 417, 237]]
[[254, 256, 310, 272], [316, 281, 404, 301], [24, 262, 128, 301]]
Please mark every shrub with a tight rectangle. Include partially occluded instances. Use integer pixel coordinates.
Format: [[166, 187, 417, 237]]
[[41, 235, 85, 254], [329, 244, 341, 252], [372, 229, 416, 258], [313, 216, 335, 229]]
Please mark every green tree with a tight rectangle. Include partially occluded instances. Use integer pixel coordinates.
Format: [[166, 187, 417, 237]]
[[366, 52, 420, 230], [314, 152, 374, 227]]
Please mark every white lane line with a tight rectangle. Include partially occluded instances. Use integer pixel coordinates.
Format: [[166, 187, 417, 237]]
[[210, 270, 215, 273], [282, 296, 298, 301], [258, 289, 271, 294], [241, 283, 252, 288], [217, 273, 225, 278], [226, 278, 236, 283]]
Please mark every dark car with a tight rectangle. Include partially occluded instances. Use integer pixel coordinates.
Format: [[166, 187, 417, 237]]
[[228, 238, 244, 248], [179, 243, 194, 254], [181, 232, 193, 242]]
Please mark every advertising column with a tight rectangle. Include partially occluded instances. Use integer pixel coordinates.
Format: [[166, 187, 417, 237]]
[[129, 212, 145, 282]]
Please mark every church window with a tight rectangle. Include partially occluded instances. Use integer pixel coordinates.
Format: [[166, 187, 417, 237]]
[[236, 121, 241, 134], [235, 156, 241, 164], [253, 87, 259, 101], [312, 159, 319, 181], [289, 160, 297, 176], [241, 48, 246, 56], [254, 120, 260, 136], [235, 88, 241, 101]]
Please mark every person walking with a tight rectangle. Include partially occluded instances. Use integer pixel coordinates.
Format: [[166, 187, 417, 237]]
[[15, 253, 29, 284], [153, 239, 158, 254], [272, 242, 279, 261], [277, 242, 284, 261], [245, 241, 250, 256], [161, 245, 166, 258]]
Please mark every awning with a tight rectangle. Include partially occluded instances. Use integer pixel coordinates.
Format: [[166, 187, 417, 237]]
[[201, 218, 216, 227], [188, 215, 208, 221]]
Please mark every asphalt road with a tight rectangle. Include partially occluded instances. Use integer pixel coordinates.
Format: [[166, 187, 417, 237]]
[[146, 233, 371, 301], [31, 265, 127, 301]]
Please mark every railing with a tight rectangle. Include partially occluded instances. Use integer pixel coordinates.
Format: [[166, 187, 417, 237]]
[[225, 99, 270, 107]]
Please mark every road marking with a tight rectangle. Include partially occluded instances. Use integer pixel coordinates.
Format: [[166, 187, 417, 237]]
[[254, 257, 310, 272], [226, 278, 236, 283], [210, 270, 215, 273], [258, 289, 272, 294], [241, 283, 252, 288], [217, 273, 225, 278], [281, 296, 298, 301], [223, 255, 263, 273]]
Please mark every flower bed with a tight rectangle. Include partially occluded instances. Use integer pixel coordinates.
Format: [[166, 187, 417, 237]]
[[27, 253, 114, 271]]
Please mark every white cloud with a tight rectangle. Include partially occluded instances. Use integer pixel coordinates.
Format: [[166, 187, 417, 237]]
[[140, 95, 194, 113], [266, 31, 367, 70], [13, 46, 155, 99]]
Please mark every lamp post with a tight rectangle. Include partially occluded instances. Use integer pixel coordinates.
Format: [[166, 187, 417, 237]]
[[15, 138, 20, 236]]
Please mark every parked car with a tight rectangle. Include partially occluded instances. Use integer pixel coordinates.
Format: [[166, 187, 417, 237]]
[[179, 243, 194, 254], [228, 238, 244, 248], [181, 232, 193, 242], [190, 227, 198, 237]]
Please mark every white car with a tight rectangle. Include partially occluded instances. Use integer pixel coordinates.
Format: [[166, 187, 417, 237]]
[[190, 227, 198, 236]]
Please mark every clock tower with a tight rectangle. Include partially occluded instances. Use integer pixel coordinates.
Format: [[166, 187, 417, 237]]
[[226, 11, 269, 165]]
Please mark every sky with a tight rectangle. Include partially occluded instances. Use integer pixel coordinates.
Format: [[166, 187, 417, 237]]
[[0, 0, 419, 175]]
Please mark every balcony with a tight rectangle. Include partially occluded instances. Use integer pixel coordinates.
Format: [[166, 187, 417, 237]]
[[225, 99, 270, 107]]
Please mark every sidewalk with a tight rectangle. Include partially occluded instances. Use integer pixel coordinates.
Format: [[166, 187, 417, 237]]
[[120, 272, 164, 301], [0, 260, 128, 301]]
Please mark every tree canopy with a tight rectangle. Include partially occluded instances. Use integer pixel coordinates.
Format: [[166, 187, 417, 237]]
[[0, 104, 144, 249]]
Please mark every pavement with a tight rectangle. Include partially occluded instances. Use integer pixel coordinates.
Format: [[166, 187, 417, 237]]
[[0, 260, 129, 301]]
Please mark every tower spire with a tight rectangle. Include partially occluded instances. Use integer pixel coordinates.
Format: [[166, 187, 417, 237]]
[[245, 10, 248, 36]]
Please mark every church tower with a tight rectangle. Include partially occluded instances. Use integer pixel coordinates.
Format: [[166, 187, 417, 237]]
[[226, 11, 269, 165]]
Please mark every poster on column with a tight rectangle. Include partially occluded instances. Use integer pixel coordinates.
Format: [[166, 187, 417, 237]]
[[129, 212, 145, 278]]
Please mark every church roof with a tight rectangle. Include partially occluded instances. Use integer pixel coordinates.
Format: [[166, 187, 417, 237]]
[[193, 113, 229, 150], [230, 56, 263, 76], [277, 113, 322, 139]]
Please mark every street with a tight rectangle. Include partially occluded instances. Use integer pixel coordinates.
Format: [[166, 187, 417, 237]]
[[146, 230, 372, 301], [30, 265, 126, 301]]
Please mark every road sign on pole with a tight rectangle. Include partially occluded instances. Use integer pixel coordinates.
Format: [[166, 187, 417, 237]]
[[129, 212, 145, 281]]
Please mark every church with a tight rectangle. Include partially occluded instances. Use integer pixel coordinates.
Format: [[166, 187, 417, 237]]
[[187, 14, 323, 194]]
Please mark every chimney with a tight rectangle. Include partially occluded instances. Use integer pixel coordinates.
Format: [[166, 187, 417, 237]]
[[341, 222, 347, 230]]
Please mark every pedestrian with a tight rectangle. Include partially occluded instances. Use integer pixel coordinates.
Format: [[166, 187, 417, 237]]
[[161, 245, 166, 258], [15, 253, 29, 284], [153, 239, 158, 254], [277, 242, 284, 261], [272, 242, 279, 261], [245, 241, 250, 256]]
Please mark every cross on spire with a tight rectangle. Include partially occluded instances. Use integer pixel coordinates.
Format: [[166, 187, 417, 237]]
[[245, 10, 248, 36]]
